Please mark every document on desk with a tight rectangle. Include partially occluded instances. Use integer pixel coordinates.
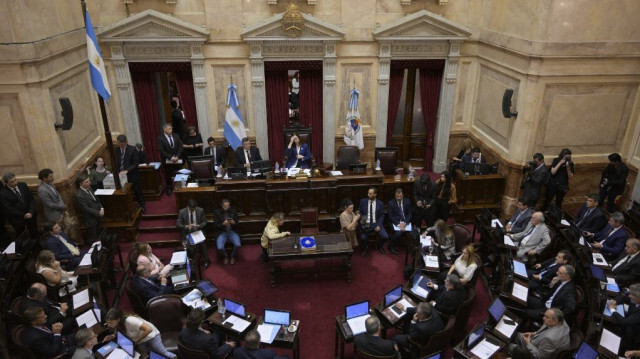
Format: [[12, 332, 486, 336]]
[[592, 253, 609, 266], [600, 328, 621, 355], [511, 282, 528, 302], [423, 255, 439, 268], [491, 219, 503, 228], [148, 162, 161, 170], [330, 171, 343, 176], [2, 242, 15, 254], [469, 338, 500, 359], [108, 348, 139, 359], [166, 159, 183, 164], [186, 182, 199, 188], [178, 168, 192, 174], [257, 323, 279, 344], [386, 298, 413, 320], [504, 235, 516, 248], [347, 315, 370, 336], [76, 309, 98, 328], [188, 230, 206, 245], [87, 242, 101, 254], [73, 289, 90, 309], [420, 235, 432, 247], [393, 223, 412, 231], [79, 253, 92, 267], [495, 316, 518, 338], [223, 315, 251, 332], [95, 189, 116, 196], [170, 251, 187, 265]]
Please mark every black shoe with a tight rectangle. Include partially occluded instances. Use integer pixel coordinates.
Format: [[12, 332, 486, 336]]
[[389, 247, 399, 255], [203, 260, 210, 269], [378, 247, 386, 254]]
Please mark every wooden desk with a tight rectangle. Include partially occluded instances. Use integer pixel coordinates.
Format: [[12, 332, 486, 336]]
[[98, 183, 141, 242], [206, 311, 257, 339], [454, 174, 506, 223], [138, 165, 163, 200], [268, 234, 352, 287], [374, 294, 417, 329], [257, 316, 300, 359], [453, 331, 506, 359]]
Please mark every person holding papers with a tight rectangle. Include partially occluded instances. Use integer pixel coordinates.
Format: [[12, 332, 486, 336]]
[[424, 219, 456, 261], [508, 212, 551, 263], [135, 242, 173, 277], [177, 199, 211, 269], [447, 245, 478, 286], [358, 187, 389, 256], [180, 308, 235, 359], [132, 265, 173, 304], [506, 198, 533, 234], [105, 308, 176, 358], [388, 188, 414, 255], [585, 211, 629, 261], [72, 327, 98, 359], [233, 329, 288, 359], [0, 171, 38, 237], [115, 135, 145, 213], [157, 123, 183, 196], [607, 283, 640, 353], [524, 265, 576, 324], [572, 194, 607, 233], [527, 250, 573, 294], [611, 238, 640, 287], [75, 174, 104, 244], [260, 212, 291, 263], [392, 302, 444, 355], [22, 306, 76, 358], [509, 308, 570, 359], [43, 222, 86, 270], [23, 283, 75, 333], [213, 199, 242, 265], [354, 316, 400, 358], [36, 249, 78, 297]]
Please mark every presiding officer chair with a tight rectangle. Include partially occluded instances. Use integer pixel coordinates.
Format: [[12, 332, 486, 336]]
[[374, 147, 399, 175], [283, 125, 314, 166], [336, 146, 360, 170]]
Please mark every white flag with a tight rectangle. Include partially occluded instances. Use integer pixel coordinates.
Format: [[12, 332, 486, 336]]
[[344, 89, 364, 149]]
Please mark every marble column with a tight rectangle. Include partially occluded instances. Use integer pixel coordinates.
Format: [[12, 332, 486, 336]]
[[375, 42, 392, 148], [250, 43, 268, 158], [432, 40, 460, 173], [323, 41, 337, 164], [111, 43, 142, 144], [190, 44, 210, 140]]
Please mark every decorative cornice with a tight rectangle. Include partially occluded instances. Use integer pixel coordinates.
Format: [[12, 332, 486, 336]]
[[268, 0, 317, 4]]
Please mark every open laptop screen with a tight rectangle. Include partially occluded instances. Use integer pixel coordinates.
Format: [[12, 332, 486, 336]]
[[384, 285, 403, 307], [488, 297, 506, 322], [574, 342, 598, 359], [467, 323, 485, 348], [117, 330, 135, 356], [345, 300, 369, 320], [196, 280, 218, 297], [149, 350, 171, 359], [422, 352, 441, 359], [264, 309, 290, 326], [224, 298, 246, 317], [512, 259, 528, 279], [590, 264, 607, 282]]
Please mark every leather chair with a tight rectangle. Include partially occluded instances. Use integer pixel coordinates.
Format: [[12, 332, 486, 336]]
[[147, 294, 184, 354], [190, 158, 215, 185], [336, 146, 360, 170], [408, 316, 455, 359], [375, 147, 399, 175], [355, 347, 397, 359], [127, 246, 140, 276], [450, 287, 476, 345], [442, 224, 473, 268], [300, 207, 319, 235], [125, 280, 149, 320], [177, 336, 212, 359]]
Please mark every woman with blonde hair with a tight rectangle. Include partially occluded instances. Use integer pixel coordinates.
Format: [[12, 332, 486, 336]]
[[104, 308, 176, 358], [452, 138, 474, 163], [447, 244, 478, 285], [260, 212, 290, 262], [425, 219, 456, 260], [36, 249, 78, 297], [135, 242, 173, 277]]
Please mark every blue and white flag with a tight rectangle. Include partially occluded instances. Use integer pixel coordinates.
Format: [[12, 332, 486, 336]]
[[84, 9, 111, 101], [344, 89, 364, 149], [224, 83, 247, 150]]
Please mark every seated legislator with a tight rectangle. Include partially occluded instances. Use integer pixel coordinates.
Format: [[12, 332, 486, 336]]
[[585, 211, 629, 261], [233, 329, 288, 359], [508, 212, 551, 262], [105, 308, 176, 358], [36, 249, 78, 297], [424, 219, 456, 261], [203, 137, 227, 168], [412, 173, 437, 229], [392, 302, 444, 354], [43, 222, 86, 270], [75, 174, 104, 243], [388, 188, 413, 255], [182, 126, 204, 159], [527, 250, 573, 294], [22, 306, 76, 358], [0, 171, 38, 237], [506, 198, 534, 235], [72, 327, 98, 359], [446, 244, 478, 286], [358, 187, 390, 256], [508, 308, 570, 359], [610, 238, 640, 288], [284, 133, 311, 169], [260, 212, 290, 263], [433, 171, 456, 222], [339, 199, 361, 249], [607, 283, 640, 353], [572, 193, 608, 234], [458, 147, 487, 168], [180, 308, 235, 359], [524, 265, 576, 323], [22, 283, 75, 334], [213, 199, 241, 265], [177, 199, 211, 269], [135, 242, 173, 278], [235, 137, 262, 169], [354, 316, 400, 358], [132, 265, 173, 304], [426, 274, 467, 318]]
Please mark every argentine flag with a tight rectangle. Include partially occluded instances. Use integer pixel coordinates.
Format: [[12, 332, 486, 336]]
[[85, 9, 111, 101], [344, 88, 364, 149], [224, 83, 247, 150]]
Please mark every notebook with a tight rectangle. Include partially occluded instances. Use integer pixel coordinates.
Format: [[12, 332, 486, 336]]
[[224, 298, 246, 318], [345, 300, 370, 336], [149, 351, 171, 359], [264, 309, 290, 326]]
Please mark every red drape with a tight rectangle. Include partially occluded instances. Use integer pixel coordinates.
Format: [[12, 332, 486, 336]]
[[419, 68, 443, 172], [298, 69, 323, 163], [265, 69, 290, 164], [386, 68, 405, 146], [175, 70, 198, 129], [130, 71, 161, 162]]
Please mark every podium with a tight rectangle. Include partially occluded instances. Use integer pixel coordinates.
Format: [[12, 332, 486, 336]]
[[99, 183, 141, 241]]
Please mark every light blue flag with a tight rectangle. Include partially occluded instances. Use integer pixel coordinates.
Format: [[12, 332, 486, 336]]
[[224, 84, 247, 150], [344, 89, 364, 149], [85, 9, 111, 101]]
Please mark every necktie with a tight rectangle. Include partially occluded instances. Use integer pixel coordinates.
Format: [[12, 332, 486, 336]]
[[520, 226, 535, 247], [190, 211, 195, 225], [545, 282, 565, 308], [246, 150, 251, 162], [213, 147, 217, 164], [613, 255, 631, 271], [40, 325, 52, 333], [168, 135, 174, 148], [512, 210, 522, 225], [57, 235, 80, 256], [13, 187, 24, 205], [369, 201, 374, 224], [120, 147, 126, 170], [577, 208, 593, 227], [85, 189, 96, 202], [398, 201, 404, 220]]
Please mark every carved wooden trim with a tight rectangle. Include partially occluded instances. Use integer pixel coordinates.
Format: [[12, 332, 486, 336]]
[[268, 0, 317, 4]]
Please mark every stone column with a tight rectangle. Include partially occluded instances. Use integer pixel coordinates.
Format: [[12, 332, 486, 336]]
[[249, 42, 269, 158], [375, 42, 392, 147], [323, 41, 337, 164], [190, 43, 210, 139], [432, 40, 460, 172], [111, 43, 142, 144]]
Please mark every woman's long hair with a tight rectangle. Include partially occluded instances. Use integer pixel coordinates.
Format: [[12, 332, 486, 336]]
[[437, 171, 452, 199]]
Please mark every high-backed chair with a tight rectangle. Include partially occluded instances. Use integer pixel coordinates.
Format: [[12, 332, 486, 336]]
[[300, 207, 319, 235], [125, 280, 149, 320], [442, 224, 473, 268], [450, 287, 476, 344], [12, 325, 36, 359], [408, 316, 456, 359], [336, 146, 360, 170], [375, 147, 399, 175], [177, 337, 213, 359], [354, 347, 397, 359], [147, 294, 184, 354], [190, 158, 215, 185], [284, 125, 314, 166], [127, 246, 140, 276]]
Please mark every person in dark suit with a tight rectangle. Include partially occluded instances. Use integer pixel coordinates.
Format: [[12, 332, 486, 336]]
[[599, 152, 629, 213], [213, 199, 241, 265], [22, 306, 75, 358], [157, 123, 183, 196], [204, 137, 227, 168], [354, 316, 399, 358], [412, 173, 437, 229], [43, 222, 86, 270], [392, 302, 444, 354], [525, 265, 576, 324], [521, 153, 549, 206], [427, 274, 467, 318], [170, 99, 184, 139], [0, 172, 38, 237], [607, 283, 640, 353], [543, 148, 574, 210], [458, 147, 487, 169], [233, 329, 288, 359], [22, 283, 75, 333], [611, 238, 640, 287], [75, 174, 103, 244], [131, 265, 173, 304], [358, 187, 389, 256], [586, 211, 629, 260], [572, 194, 608, 234], [177, 199, 211, 269], [388, 188, 413, 255], [135, 143, 146, 164], [115, 135, 145, 212], [506, 198, 533, 234], [527, 250, 573, 294], [180, 308, 235, 359], [234, 137, 262, 169], [284, 133, 311, 168]]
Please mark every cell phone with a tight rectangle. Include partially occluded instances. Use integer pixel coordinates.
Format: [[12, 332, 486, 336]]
[[503, 318, 516, 326]]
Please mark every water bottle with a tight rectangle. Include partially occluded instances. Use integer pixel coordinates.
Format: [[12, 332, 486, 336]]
[[217, 298, 225, 318], [275, 162, 280, 172], [409, 165, 415, 179], [376, 158, 380, 169]]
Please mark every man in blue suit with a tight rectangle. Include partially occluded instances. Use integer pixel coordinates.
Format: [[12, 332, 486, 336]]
[[572, 194, 607, 233], [506, 198, 533, 234], [180, 308, 235, 359], [284, 134, 311, 168], [131, 265, 173, 304], [358, 187, 389, 256], [586, 211, 628, 261], [22, 306, 75, 358], [388, 188, 413, 255], [43, 222, 86, 270]]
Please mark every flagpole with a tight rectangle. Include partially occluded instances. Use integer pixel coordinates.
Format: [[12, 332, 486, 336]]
[[81, 0, 121, 190]]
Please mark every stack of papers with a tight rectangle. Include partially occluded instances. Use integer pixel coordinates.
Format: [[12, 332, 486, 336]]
[[2, 242, 15, 255], [73, 289, 90, 309], [420, 235, 432, 247], [257, 323, 279, 344], [76, 309, 99, 328], [592, 253, 608, 266], [423, 255, 439, 268], [170, 251, 187, 265], [511, 282, 528, 302], [223, 315, 251, 332], [494, 316, 518, 338], [491, 219, 503, 228], [79, 253, 92, 266], [287, 168, 301, 176], [346, 315, 370, 336], [330, 171, 343, 176], [469, 338, 500, 359], [148, 162, 161, 170], [504, 235, 516, 248], [187, 183, 199, 188], [188, 230, 206, 245], [95, 189, 115, 195]]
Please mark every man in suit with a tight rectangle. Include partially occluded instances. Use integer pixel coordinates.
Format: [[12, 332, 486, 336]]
[[388, 188, 413, 255], [22, 283, 75, 333], [572, 194, 608, 234], [412, 173, 436, 229], [611, 238, 640, 287], [521, 153, 549, 206], [234, 137, 262, 169], [177, 199, 211, 269], [72, 328, 97, 359], [132, 265, 173, 304], [509, 212, 551, 262], [22, 306, 75, 358], [607, 283, 640, 353], [180, 308, 235, 359], [506, 198, 533, 234], [426, 274, 467, 318], [392, 302, 444, 354], [459, 147, 487, 169], [43, 222, 86, 270], [37, 168, 66, 222], [233, 329, 289, 359], [510, 308, 570, 359], [527, 250, 573, 294], [157, 123, 183, 196], [599, 152, 629, 213], [115, 135, 145, 212], [213, 199, 241, 265], [204, 136, 227, 168], [354, 316, 399, 358], [0, 172, 38, 236], [358, 187, 389, 256], [525, 265, 576, 323], [75, 174, 104, 244], [586, 211, 629, 260], [170, 99, 184, 138]]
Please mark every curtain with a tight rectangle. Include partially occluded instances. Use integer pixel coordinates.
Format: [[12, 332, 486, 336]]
[[298, 69, 323, 163], [175, 70, 198, 129], [265, 69, 290, 164], [386, 68, 405, 146], [419, 68, 443, 172], [130, 71, 161, 162]]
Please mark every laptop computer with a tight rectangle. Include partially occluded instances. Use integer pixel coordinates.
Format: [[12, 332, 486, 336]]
[[574, 341, 598, 359], [264, 308, 291, 326], [117, 330, 135, 357], [466, 323, 486, 349], [196, 280, 218, 297], [149, 350, 171, 359], [345, 300, 370, 336], [488, 297, 506, 322], [170, 260, 191, 288], [384, 285, 404, 315], [512, 259, 528, 280], [422, 351, 441, 359], [590, 264, 607, 282], [224, 298, 246, 318], [227, 167, 246, 180], [409, 270, 432, 300]]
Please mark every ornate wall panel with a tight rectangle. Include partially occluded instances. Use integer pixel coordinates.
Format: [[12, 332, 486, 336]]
[[0, 94, 37, 175], [340, 64, 373, 127], [211, 66, 247, 131]]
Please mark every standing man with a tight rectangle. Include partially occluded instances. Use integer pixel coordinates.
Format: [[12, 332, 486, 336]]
[[234, 137, 262, 169], [213, 199, 241, 265], [412, 173, 436, 229], [203, 137, 227, 168], [358, 187, 389, 256], [177, 199, 211, 269], [157, 123, 183, 196], [388, 188, 413, 255], [0, 172, 38, 236], [543, 148, 574, 210], [170, 100, 184, 139], [521, 153, 549, 207], [599, 153, 629, 213], [37, 168, 66, 222], [572, 194, 608, 234], [75, 174, 103, 244], [115, 135, 146, 212]]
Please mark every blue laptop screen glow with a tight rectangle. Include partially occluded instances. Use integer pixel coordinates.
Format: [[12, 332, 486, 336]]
[[512, 260, 527, 278], [384, 286, 403, 307], [423, 353, 441, 359], [573, 342, 597, 359], [590, 264, 607, 282], [117, 330, 134, 356], [264, 309, 290, 326], [345, 301, 369, 319], [467, 323, 485, 348], [149, 351, 170, 359], [488, 298, 506, 322], [224, 298, 246, 317]]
